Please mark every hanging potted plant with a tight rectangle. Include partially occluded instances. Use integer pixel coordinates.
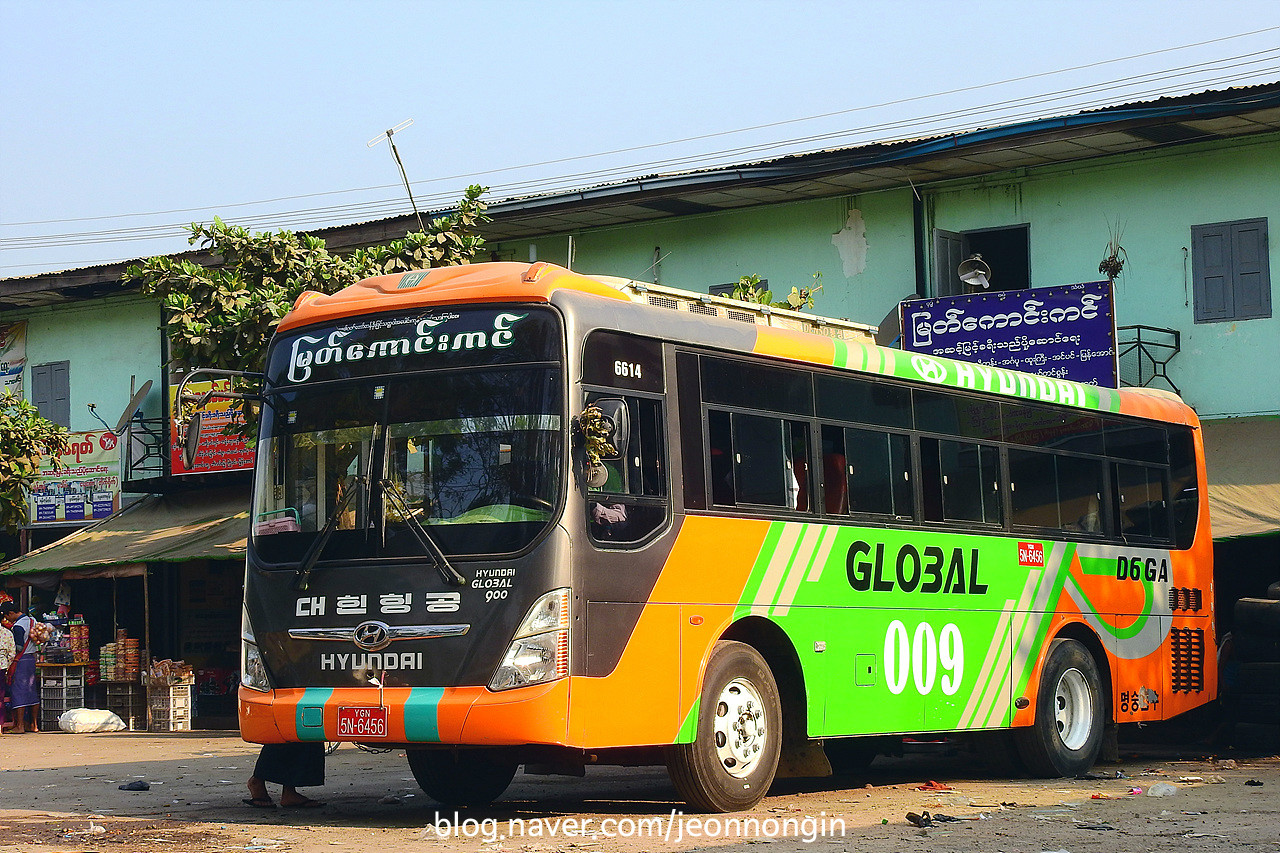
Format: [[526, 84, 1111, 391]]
[[1099, 219, 1128, 283]]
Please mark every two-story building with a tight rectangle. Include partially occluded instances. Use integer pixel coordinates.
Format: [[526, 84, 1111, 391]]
[[3, 82, 1277, 695]]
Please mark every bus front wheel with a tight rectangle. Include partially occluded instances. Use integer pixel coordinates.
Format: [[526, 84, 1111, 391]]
[[406, 748, 518, 808], [1014, 638, 1104, 777], [666, 641, 782, 812]]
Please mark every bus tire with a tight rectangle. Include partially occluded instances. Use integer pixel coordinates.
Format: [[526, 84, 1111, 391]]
[[1234, 598, 1280, 632], [406, 748, 517, 808], [1233, 630, 1280, 663], [665, 641, 782, 813], [1232, 662, 1280, 695], [1235, 693, 1280, 724], [1014, 639, 1104, 778]]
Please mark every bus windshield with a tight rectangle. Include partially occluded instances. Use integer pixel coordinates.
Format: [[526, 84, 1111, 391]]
[[251, 366, 563, 564]]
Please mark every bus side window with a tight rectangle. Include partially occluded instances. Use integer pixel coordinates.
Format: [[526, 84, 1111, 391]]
[[1169, 426, 1199, 549], [821, 425, 848, 514], [919, 438, 944, 522], [709, 409, 735, 506], [1114, 462, 1168, 542], [588, 395, 668, 545], [787, 420, 811, 512], [709, 410, 811, 512], [832, 426, 913, 519]]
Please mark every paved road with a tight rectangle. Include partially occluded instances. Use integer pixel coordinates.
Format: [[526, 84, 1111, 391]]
[[1, 725, 1278, 852]]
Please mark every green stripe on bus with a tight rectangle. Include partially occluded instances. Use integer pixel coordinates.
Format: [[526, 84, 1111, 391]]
[[676, 699, 700, 744], [295, 688, 334, 740], [403, 688, 445, 741]]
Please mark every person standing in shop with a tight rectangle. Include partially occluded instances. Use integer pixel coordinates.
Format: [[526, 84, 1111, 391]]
[[1, 602, 39, 733], [0, 601, 14, 733]]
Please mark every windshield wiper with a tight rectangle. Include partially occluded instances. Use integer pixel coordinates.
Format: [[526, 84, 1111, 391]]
[[292, 475, 364, 591], [380, 478, 467, 587]]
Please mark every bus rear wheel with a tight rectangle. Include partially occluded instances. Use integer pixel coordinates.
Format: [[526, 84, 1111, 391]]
[[665, 641, 782, 812], [1014, 638, 1104, 777], [406, 748, 518, 807]]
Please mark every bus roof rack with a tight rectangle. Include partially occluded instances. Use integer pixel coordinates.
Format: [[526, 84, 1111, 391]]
[[589, 276, 878, 344]]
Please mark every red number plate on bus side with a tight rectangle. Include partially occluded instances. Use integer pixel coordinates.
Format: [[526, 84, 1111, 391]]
[[336, 706, 388, 738]]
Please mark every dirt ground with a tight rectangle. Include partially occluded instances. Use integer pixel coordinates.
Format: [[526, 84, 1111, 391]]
[[1, 722, 1279, 853]]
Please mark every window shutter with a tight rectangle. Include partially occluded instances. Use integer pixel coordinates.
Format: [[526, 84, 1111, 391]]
[[1192, 223, 1233, 322], [1193, 218, 1271, 323], [31, 361, 70, 427], [933, 230, 966, 297], [1232, 219, 1271, 320]]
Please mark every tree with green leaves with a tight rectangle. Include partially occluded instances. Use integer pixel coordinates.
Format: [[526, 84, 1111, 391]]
[[123, 185, 490, 434], [0, 392, 71, 534], [124, 184, 490, 378]]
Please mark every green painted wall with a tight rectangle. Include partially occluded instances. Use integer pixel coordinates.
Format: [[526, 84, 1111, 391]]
[[499, 132, 1278, 421], [496, 190, 919, 329], [926, 134, 1280, 418], [9, 294, 163, 432]]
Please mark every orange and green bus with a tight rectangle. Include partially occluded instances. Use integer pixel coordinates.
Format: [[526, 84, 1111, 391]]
[[239, 262, 1213, 812]]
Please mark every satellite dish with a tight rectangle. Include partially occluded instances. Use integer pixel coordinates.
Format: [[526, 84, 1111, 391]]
[[958, 254, 992, 291], [182, 412, 202, 470], [113, 380, 153, 433]]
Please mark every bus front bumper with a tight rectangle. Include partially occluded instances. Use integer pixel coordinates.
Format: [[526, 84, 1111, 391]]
[[239, 679, 570, 746]]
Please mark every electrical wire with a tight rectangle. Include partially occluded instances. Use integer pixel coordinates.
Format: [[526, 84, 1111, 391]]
[[7, 24, 1280, 230], [3, 30, 1280, 270]]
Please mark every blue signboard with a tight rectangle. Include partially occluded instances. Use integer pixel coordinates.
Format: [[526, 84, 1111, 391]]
[[899, 281, 1118, 387]]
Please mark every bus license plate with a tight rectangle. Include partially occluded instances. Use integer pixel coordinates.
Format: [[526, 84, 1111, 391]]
[[336, 706, 388, 738]]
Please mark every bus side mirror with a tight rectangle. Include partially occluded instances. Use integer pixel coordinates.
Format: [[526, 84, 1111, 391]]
[[592, 399, 630, 461]]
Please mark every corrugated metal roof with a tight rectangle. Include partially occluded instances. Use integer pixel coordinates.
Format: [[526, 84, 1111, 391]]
[[7, 82, 1280, 306]]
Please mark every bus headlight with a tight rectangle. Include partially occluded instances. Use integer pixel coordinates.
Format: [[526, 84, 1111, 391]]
[[489, 588, 570, 691], [241, 606, 272, 692]]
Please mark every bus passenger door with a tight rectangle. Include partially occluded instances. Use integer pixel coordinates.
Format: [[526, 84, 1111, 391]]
[[574, 601, 682, 748]]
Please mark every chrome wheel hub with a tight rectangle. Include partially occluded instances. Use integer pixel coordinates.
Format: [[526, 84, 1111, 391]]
[[1054, 667, 1092, 751], [713, 677, 767, 778]]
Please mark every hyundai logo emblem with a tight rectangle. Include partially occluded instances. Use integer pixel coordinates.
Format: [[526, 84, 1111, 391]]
[[353, 620, 392, 651], [911, 354, 948, 384]]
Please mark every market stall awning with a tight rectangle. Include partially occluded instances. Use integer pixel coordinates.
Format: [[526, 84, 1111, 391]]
[[1203, 416, 1280, 541], [0, 486, 249, 580]]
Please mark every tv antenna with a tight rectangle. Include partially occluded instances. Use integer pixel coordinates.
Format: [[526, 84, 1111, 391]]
[[368, 119, 425, 233]]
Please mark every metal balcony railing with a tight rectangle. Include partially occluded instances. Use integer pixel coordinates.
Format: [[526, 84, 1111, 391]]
[[122, 416, 167, 489], [1116, 325, 1180, 394]]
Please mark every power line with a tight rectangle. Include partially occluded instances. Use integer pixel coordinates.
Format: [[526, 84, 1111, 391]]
[[7, 57, 1277, 253], [3, 38, 1279, 270], [5, 24, 1279, 231]]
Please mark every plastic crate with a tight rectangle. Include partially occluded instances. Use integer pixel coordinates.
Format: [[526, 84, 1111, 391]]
[[148, 685, 193, 710], [148, 705, 192, 732]]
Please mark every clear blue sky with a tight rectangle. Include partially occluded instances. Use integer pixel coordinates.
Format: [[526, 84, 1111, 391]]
[[3, 0, 1279, 277]]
